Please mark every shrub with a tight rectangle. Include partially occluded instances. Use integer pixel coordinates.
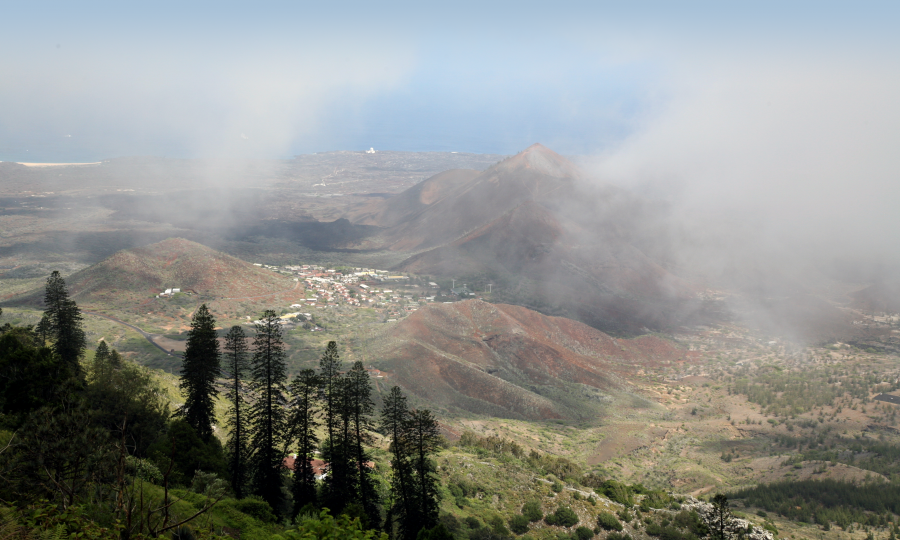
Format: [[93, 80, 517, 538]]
[[487, 515, 510, 537], [617, 509, 633, 523], [465, 517, 482, 529], [523, 500, 543, 522], [596, 512, 623, 531], [232, 496, 277, 523], [286, 509, 388, 540], [600, 480, 634, 506], [418, 523, 455, 540], [607, 533, 632, 540], [546, 506, 579, 528], [642, 490, 673, 510], [510, 514, 530, 535], [575, 526, 595, 540]]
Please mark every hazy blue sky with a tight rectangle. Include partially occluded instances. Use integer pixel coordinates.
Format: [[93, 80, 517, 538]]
[[0, 1, 897, 161]]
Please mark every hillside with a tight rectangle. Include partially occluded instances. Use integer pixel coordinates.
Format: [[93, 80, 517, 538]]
[[366, 299, 698, 421], [13, 238, 296, 310], [344, 168, 482, 227], [347, 144, 699, 334]]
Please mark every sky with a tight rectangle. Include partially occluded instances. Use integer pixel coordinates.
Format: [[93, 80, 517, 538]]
[[1, 1, 894, 162], [1, 1, 899, 270]]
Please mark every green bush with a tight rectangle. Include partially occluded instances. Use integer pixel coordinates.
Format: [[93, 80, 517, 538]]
[[522, 500, 543, 522], [596, 512, 623, 531], [418, 523, 455, 540], [607, 533, 632, 540], [545, 506, 579, 528], [642, 490, 673, 510], [487, 515, 511, 537], [600, 480, 634, 506], [285, 508, 388, 540], [232, 496, 277, 523], [510, 514, 530, 535], [574, 526, 594, 540]]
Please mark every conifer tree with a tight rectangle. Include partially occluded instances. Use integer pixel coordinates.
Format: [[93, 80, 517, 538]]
[[319, 341, 351, 512], [407, 408, 441, 531], [382, 386, 416, 540], [289, 368, 320, 515], [108, 349, 123, 369], [34, 314, 50, 346], [179, 304, 220, 441], [346, 361, 380, 525], [248, 310, 288, 512], [91, 340, 111, 381], [43, 271, 86, 377], [223, 325, 250, 499], [382, 387, 442, 539]]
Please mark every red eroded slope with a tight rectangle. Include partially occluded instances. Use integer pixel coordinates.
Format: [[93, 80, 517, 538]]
[[62, 238, 294, 305], [370, 300, 698, 420]]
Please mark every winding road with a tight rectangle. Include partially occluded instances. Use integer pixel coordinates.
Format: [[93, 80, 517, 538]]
[[83, 310, 181, 358], [82, 280, 303, 358]]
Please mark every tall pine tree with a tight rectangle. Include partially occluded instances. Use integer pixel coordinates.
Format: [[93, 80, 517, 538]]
[[223, 325, 250, 499], [179, 304, 220, 441], [382, 386, 442, 539], [90, 340, 111, 382], [382, 386, 416, 540], [43, 271, 86, 378], [288, 368, 320, 515], [319, 341, 350, 512], [346, 361, 380, 526], [407, 408, 441, 532], [248, 310, 288, 513]]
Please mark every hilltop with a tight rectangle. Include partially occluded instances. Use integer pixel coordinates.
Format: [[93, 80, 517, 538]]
[[10, 238, 296, 311], [365, 299, 698, 421], [347, 144, 699, 334]]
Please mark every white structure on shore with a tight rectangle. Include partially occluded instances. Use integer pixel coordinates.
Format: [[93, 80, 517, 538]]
[[366, 147, 376, 154]]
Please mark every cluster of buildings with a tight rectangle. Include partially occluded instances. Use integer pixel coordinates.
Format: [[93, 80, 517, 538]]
[[257, 262, 485, 323], [303, 276, 364, 307], [157, 287, 185, 298]]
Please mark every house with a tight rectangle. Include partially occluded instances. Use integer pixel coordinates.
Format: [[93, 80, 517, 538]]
[[282, 456, 375, 480], [282, 456, 329, 479], [451, 284, 473, 296]]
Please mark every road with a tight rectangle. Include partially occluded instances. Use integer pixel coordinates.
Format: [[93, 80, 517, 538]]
[[83, 310, 181, 358]]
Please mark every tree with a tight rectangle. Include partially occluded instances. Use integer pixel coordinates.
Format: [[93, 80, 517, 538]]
[[248, 310, 288, 513], [707, 494, 742, 540], [223, 325, 250, 499], [345, 361, 380, 526], [407, 408, 441, 532], [43, 271, 86, 378], [34, 314, 50, 345], [0, 326, 72, 425], [289, 368, 320, 515], [509, 514, 530, 535], [319, 341, 352, 513], [179, 304, 220, 441], [381, 386, 415, 540], [522, 500, 543, 522], [148, 419, 227, 486], [91, 340, 111, 382]]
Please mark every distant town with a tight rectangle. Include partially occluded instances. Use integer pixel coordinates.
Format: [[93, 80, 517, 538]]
[[155, 262, 481, 327]]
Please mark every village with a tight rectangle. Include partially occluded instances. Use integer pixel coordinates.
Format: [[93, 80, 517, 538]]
[[246, 263, 480, 327]]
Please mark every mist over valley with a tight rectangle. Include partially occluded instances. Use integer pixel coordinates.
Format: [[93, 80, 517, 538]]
[[2, 3, 900, 539]]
